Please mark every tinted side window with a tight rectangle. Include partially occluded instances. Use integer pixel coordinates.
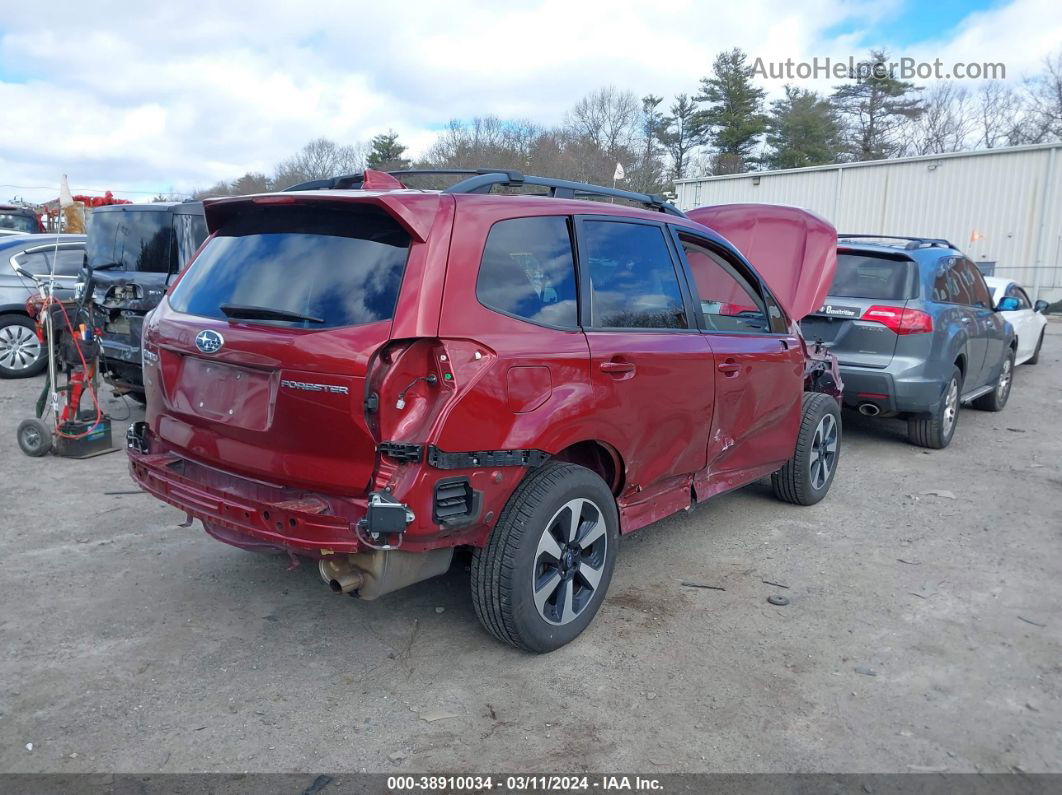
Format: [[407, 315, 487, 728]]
[[583, 221, 687, 329], [53, 249, 85, 276], [932, 257, 972, 304], [1008, 285, 1032, 309], [16, 251, 50, 276], [476, 217, 577, 327], [961, 259, 993, 307], [174, 213, 209, 270], [679, 236, 769, 333]]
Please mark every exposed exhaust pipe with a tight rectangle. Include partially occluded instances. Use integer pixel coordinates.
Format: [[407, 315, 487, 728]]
[[319, 558, 365, 594], [858, 403, 881, 416]]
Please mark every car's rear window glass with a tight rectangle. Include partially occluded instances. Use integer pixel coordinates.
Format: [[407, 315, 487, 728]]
[[173, 211, 208, 271], [476, 216, 578, 327], [830, 253, 917, 300], [168, 203, 409, 329], [584, 221, 687, 329], [87, 210, 172, 273]]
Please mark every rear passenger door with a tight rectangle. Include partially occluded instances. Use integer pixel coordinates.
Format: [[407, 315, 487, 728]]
[[576, 217, 715, 493], [955, 258, 1003, 388], [932, 257, 986, 388], [673, 231, 804, 479]]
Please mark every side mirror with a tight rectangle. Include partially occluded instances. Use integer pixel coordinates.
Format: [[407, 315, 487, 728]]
[[995, 296, 1021, 312], [1034, 299, 1050, 314]]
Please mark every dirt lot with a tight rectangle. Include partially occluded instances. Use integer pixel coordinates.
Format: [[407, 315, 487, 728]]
[[1, 327, 1060, 775]]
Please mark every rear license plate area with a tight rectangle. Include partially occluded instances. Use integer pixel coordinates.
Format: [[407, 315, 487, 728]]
[[172, 357, 275, 431]]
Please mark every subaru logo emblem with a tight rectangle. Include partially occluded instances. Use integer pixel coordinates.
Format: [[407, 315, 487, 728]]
[[195, 330, 224, 354]]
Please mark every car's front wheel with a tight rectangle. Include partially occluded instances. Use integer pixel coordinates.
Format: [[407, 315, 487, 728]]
[[772, 392, 841, 505], [907, 366, 962, 449], [471, 462, 618, 653], [0, 314, 46, 378]]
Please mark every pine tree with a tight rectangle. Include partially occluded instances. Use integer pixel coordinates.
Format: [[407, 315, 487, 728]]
[[661, 94, 698, 181], [367, 130, 409, 170], [693, 48, 767, 173], [831, 50, 923, 160], [764, 87, 842, 170]]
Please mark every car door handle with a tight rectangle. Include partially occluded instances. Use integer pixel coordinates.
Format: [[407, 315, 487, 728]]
[[600, 360, 636, 375], [717, 360, 741, 377]]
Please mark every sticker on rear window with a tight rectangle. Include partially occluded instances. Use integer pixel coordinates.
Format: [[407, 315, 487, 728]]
[[818, 304, 861, 318]]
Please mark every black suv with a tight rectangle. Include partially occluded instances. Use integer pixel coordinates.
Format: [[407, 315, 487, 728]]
[[85, 201, 207, 399]]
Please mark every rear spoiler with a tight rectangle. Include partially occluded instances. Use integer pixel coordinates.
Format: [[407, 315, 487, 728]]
[[200, 190, 439, 243], [686, 203, 837, 321]]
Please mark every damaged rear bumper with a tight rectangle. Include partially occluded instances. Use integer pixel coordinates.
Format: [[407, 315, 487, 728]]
[[127, 421, 375, 556]]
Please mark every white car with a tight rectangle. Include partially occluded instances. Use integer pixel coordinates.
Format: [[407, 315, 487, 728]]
[[984, 276, 1049, 365]]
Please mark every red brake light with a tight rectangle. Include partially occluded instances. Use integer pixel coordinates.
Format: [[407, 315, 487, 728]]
[[863, 305, 933, 335]]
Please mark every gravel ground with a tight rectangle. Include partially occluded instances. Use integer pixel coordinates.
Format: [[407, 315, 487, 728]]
[[1, 326, 1059, 774]]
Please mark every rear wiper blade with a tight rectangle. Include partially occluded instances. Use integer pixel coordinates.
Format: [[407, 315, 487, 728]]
[[90, 262, 124, 271], [219, 303, 324, 324]]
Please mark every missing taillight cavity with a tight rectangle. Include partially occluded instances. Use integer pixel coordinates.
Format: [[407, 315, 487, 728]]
[[864, 305, 933, 335]]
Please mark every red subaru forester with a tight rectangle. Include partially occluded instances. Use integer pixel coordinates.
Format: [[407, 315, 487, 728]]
[[128, 169, 842, 652]]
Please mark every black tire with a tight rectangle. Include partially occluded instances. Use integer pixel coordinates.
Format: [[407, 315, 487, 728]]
[[471, 462, 618, 653], [972, 349, 1015, 411], [772, 393, 841, 506], [1027, 330, 1044, 365], [0, 314, 46, 378], [17, 418, 52, 457], [907, 366, 962, 449]]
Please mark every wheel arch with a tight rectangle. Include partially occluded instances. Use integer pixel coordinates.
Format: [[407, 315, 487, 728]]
[[953, 351, 966, 378], [551, 439, 624, 496]]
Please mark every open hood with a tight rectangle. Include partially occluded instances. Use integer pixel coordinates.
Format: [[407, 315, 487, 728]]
[[686, 203, 837, 321]]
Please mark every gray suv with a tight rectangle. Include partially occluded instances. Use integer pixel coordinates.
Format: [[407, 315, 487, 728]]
[[801, 235, 1017, 449]]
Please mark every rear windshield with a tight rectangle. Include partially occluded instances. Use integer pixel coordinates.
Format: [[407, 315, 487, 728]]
[[87, 210, 173, 272], [168, 203, 410, 329], [829, 252, 917, 300]]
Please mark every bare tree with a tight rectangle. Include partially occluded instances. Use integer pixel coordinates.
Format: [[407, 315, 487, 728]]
[[566, 86, 641, 163], [1024, 49, 1062, 142], [910, 83, 975, 155], [976, 82, 1028, 148], [273, 137, 367, 187]]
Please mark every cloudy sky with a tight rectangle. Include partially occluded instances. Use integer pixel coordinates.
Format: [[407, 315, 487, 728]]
[[1, 0, 1060, 203]]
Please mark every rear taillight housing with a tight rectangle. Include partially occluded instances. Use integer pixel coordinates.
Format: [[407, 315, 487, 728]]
[[863, 305, 933, 335]]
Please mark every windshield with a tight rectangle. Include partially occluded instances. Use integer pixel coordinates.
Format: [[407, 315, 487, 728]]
[[0, 212, 38, 234], [829, 252, 917, 300], [168, 203, 410, 330]]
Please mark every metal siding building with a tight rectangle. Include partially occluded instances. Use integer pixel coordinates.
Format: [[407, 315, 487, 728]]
[[675, 142, 1062, 302]]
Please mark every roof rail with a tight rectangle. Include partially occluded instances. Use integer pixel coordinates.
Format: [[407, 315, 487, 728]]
[[839, 234, 956, 250], [284, 168, 686, 217]]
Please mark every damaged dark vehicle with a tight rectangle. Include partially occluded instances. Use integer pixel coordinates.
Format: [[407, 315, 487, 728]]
[[84, 201, 207, 400]]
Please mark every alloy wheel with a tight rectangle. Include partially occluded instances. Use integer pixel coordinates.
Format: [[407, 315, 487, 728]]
[[808, 413, 838, 490], [942, 378, 959, 436], [997, 357, 1012, 402], [0, 323, 42, 372], [532, 498, 608, 626]]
